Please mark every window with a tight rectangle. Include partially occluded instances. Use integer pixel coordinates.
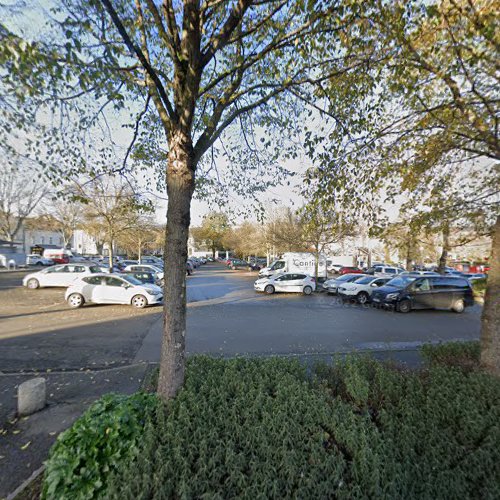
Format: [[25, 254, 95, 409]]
[[73, 266, 85, 273], [59, 237, 63, 245], [413, 279, 431, 292], [83, 276, 103, 285], [89, 266, 100, 273], [46, 266, 63, 273], [373, 279, 386, 286], [386, 269, 397, 274], [41, 236, 45, 244], [432, 277, 469, 290], [49, 237, 53, 245], [274, 261, 285, 270], [105, 277, 126, 287], [295, 274, 307, 280]]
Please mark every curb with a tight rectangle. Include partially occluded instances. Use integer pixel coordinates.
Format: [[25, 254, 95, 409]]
[[7, 465, 45, 500]]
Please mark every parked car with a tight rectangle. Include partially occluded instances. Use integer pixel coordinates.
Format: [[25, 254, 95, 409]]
[[26, 254, 53, 266], [123, 264, 164, 284], [121, 271, 158, 286], [42, 249, 70, 264], [323, 273, 368, 294], [338, 276, 392, 304], [116, 260, 138, 270], [461, 273, 486, 281], [371, 275, 474, 313], [338, 266, 363, 275], [228, 259, 252, 270], [65, 274, 163, 309], [254, 272, 316, 295], [23, 262, 103, 289], [140, 256, 163, 266], [400, 271, 440, 277], [365, 265, 405, 277]]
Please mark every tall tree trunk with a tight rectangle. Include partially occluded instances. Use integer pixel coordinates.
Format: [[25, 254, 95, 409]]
[[314, 248, 319, 282], [108, 239, 114, 271], [437, 222, 450, 274], [158, 131, 196, 400], [480, 216, 500, 376]]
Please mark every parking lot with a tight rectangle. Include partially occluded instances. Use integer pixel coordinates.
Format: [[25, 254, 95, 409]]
[[0, 263, 482, 373]]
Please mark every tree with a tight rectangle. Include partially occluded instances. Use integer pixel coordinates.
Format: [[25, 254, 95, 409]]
[[2, 0, 383, 399], [191, 212, 230, 259], [76, 177, 147, 269], [302, 0, 500, 374], [0, 161, 48, 243], [265, 207, 307, 258], [223, 221, 267, 259], [480, 216, 499, 375], [41, 197, 83, 249], [118, 214, 159, 260], [300, 205, 357, 280]]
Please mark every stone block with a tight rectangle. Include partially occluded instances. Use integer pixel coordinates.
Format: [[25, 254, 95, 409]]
[[18, 377, 46, 416]]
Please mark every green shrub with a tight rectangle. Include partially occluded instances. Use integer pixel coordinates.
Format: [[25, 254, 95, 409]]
[[472, 277, 487, 297], [43, 356, 500, 499], [42, 392, 158, 500], [421, 341, 481, 372]]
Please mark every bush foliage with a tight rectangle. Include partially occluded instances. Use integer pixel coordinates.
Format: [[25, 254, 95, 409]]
[[421, 341, 481, 372], [43, 356, 500, 499], [42, 392, 158, 500]]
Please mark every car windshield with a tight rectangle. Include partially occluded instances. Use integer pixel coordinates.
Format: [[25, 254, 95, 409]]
[[121, 275, 143, 286], [337, 274, 359, 282], [355, 276, 373, 285], [386, 276, 416, 288]]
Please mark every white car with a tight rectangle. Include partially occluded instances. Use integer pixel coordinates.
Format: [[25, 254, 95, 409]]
[[323, 274, 368, 294], [23, 263, 103, 289], [337, 276, 392, 304], [26, 254, 53, 266], [123, 264, 164, 282], [65, 274, 163, 308], [370, 266, 405, 278], [254, 272, 316, 295]]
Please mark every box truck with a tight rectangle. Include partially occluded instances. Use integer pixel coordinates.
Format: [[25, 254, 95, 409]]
[[258, 252, 328, 278]]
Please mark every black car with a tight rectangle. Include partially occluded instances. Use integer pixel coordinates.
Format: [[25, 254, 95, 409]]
[[371, 275, 474, 313], [228, 259, 258, 271]]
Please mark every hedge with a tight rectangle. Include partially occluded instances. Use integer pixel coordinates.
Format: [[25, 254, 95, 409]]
[[43, 355, 500, 499]]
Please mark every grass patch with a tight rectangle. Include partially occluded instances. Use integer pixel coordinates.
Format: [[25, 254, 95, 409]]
[[43, 356, 500, 499]]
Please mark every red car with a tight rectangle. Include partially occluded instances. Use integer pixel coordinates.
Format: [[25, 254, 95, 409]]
[[338, 266, 363, 275]]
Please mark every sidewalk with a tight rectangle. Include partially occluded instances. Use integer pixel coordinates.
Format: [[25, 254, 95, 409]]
[[0, 364, 148, 498]]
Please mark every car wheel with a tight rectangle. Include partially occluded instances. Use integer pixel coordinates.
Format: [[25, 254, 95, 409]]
[[35, 261, 43, 266], [303, 286, 313, 295], [27, 278, 40, 290], [397, 300, 411, 313], [357, 292, 369, 304], [131, 294, 148, 308], [264, 285, 275, 295], [68, 293, 84, 308], [452, 299, 465, 313]]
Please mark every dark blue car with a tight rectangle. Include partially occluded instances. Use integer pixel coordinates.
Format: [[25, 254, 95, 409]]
[[371, 275, 474, 313]]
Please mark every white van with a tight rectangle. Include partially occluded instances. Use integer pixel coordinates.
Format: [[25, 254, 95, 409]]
[[258, 252, 327, 278]]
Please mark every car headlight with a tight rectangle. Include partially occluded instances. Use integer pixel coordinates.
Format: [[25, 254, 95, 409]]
[[386, 293, 398, 300], [146, 289, 160, 296]]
